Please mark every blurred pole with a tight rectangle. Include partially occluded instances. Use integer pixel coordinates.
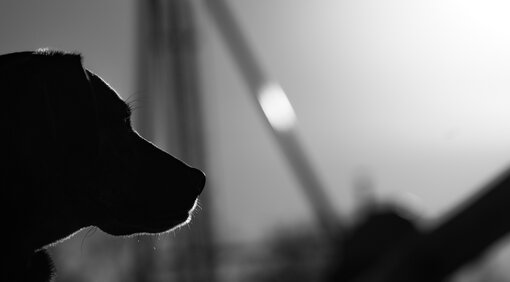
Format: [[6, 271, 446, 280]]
[[135, 0, 216, 281], [202, 0, 342, 239]]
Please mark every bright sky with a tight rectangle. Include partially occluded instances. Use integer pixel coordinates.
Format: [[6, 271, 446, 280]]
[[197, 0, 510, 242]]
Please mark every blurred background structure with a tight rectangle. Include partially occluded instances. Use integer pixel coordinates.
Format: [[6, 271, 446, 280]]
[[3, 0, 510, 281]]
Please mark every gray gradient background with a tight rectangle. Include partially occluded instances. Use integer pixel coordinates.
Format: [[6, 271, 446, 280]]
[[2, 0, 510, 247]]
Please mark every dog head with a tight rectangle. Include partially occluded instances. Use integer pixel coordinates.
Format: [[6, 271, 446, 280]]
[[0, 50, 205, 248]]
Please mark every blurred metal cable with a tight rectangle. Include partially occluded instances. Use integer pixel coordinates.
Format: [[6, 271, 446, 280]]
[[202, 0, 342, 239], [134, 0, 216, 281]]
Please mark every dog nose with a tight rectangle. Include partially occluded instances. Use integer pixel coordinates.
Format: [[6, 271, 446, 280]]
[[191, 168, 206, 195]]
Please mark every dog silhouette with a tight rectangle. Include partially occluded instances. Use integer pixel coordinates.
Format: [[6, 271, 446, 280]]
[[0, 50, 205, 282]]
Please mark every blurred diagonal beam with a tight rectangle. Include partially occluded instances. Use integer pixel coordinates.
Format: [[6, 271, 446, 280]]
[[203, 0, 342, 238]]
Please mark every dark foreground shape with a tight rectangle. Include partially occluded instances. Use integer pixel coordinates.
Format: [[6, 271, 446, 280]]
[[328, 168, 510, 281], [0, 50, 205, 282]]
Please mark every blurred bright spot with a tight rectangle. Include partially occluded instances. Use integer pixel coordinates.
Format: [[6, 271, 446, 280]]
[[258, 83, 297, 131]]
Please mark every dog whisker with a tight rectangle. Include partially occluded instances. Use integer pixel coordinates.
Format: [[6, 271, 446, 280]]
[[80, 226, 98, 254], [125, 96, 142, 113]]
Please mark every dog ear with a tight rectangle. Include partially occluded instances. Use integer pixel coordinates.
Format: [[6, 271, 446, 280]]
[[0, 51, 107, 250], [32, 51, 100, 159], [0, 51, 101, 190], [0, 51, 56, 184]]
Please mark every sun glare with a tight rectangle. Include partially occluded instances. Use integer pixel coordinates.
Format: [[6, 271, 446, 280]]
[[258, 83, 297, 131]]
